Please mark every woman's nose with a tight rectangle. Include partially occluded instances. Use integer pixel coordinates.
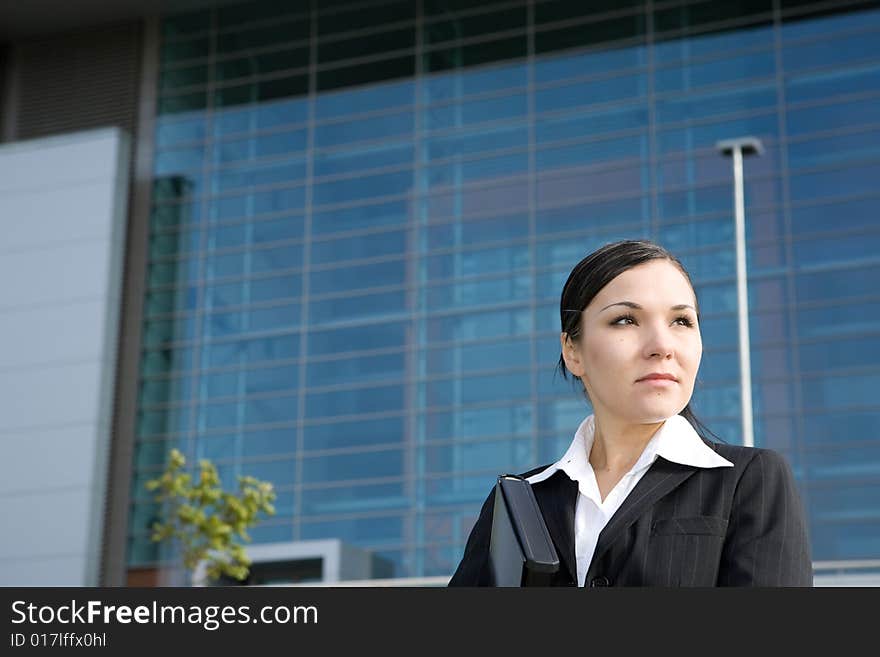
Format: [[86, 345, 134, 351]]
[[644, 325, 675, 358]]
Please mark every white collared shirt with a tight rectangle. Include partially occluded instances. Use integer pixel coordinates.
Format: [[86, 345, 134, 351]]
[[526, 414, 734, 586]]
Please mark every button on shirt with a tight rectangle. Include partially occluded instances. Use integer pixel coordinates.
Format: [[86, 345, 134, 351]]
[[525, 414, 734, 587]]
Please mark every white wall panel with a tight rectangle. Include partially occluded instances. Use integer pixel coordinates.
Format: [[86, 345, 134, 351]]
[[0, 127, 129, 585]]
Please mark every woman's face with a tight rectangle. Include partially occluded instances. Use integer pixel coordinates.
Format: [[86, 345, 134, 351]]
[[561, 259, 702, 424]]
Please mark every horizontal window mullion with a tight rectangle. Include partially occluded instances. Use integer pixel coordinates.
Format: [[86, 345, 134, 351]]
[[783, 87, 880, 113]]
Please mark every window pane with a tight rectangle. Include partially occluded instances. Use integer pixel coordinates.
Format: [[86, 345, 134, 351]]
[[654, 0, 772, 33], [139, 377, 191, 407], [802, 410, 880, 447], [782, 30, 880, 73], [312, 229, 408, 266], [655, 85, 776, 124], [654, 24, 773, 64], [310, 259, 407, 295], [537, 133, 646, 171], [427, 307, 532, 342], [797, 300, 880, 341], [213, 129, 308, 165], [424, 244, 530, 280], [203, 334, 299, 368], [156, 116, 206, 148], [655, 50, 775, 93], [424, 274, 532, 312], [244, 363, 298, 395], [216, 19, 309, 54], [214, 47, 309, 81], [536, 165, 649, 207], [163, 11, 209, 38], [318, 1, 414, 35], [302, 449, 404, 484], [300, 514, 404, 545], [251, 214, 306, 243], [424, 93, 527, 130], [536, 105, 646, 144], [424, 213, 529, 251], [802, 371, 880, 409], [160, 64, 208, 92], [161, 38, 210, 64], [424, 6, 526, 46], [788, 129, 880, 171], [800, 336, 880, 373], [306, 352, 407, 387], [314, 143, 413, 179], [422, 62, 526, 103], [425, 35, 527, 73], [301, 482, 408, 515], [425, 438, 534, 474], [317, 28, 414, 65], [313, 170, 412, 206], [535, 73, 647, 114], [309, 321, 407, 356], [535, 0, 642, 25], [795, 264, 880, 303], [535, 14, 646, 55], [309, 289, 407, 326], [785, 62, 880, 104], [142, 347, 195, 376], [426, 338, 531, 376], [212, 158, 307, 194], [312, 199, 410, 236], [425, 371, 531, 406], [305, 384, 405, 418], [426, 124, 528, 159], [422, 403, 534, 441], [787, 97, 880, 136], [316, 80, 414, 120], [303, 415, 405, 450], [536, 196, 647, 236], [317, 56, 415, 92], [789, 164, 880, 203]]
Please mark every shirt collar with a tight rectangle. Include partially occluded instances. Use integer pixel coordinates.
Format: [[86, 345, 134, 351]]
[[526, 413, 733, 486]]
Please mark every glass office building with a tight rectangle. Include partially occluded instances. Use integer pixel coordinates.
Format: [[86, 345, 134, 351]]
[[129, 0, 880, 580]]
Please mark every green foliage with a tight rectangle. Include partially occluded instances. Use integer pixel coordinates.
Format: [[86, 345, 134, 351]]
[[145, 448, 276, 584]]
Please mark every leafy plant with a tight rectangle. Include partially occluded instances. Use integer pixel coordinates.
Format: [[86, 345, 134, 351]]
[[145, 448, 276, 584]]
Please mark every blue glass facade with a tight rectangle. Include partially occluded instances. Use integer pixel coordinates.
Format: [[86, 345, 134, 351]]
[[130, 0, 880, 577]]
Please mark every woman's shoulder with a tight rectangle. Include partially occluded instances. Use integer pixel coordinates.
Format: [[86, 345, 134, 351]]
[[516, 463, 556, 479], [702, 440, 795, 475]]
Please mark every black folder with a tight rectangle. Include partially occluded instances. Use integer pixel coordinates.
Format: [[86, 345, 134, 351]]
[[488, 474, 560, 586]]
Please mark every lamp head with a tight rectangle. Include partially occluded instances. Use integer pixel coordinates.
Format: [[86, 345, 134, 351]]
[[716, 136, 764, 157]]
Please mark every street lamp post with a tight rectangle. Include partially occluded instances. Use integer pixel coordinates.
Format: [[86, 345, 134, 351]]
[[715, 136, 764, 449]]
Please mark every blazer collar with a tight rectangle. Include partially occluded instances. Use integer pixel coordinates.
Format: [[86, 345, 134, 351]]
[[528, 458, 699, 584], [528, 414, 733, 490], [524, 413, 733, 582], [589, 456, 698, 570]]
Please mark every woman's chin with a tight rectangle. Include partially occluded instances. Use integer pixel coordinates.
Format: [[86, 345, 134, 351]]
[[626, 400, 683, 421]]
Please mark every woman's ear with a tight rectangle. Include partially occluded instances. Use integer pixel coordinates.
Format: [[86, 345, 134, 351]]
[[560, 332, 585, 378]]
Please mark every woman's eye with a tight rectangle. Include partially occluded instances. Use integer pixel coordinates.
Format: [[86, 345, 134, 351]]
[[612, 314, 695, 327]]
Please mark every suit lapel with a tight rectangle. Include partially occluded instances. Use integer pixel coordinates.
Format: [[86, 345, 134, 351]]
[[531, 471, 579, 584], [589, 457, 698, 568]]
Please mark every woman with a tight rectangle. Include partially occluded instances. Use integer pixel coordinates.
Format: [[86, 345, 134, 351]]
[[449, 239, 812, 587]]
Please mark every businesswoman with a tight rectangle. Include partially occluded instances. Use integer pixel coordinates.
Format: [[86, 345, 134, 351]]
[[449, 239, 812, 587]]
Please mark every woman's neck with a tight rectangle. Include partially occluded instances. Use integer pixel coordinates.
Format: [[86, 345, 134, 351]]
[[588, 416, 665, 473]]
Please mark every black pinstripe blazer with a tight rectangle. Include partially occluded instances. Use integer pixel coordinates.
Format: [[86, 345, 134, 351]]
[[448, 442, 813, 587]]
